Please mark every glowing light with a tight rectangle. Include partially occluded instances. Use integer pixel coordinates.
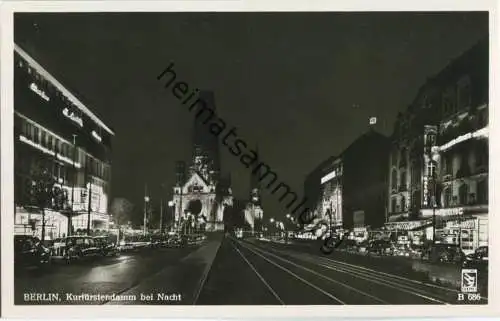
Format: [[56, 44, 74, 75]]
[[19, 135, 55, 156], [369, 117, 377, 125], [321, 170, 336, 184], [62, 108, 84, 127], [91, 130, 102, 142], [439, 127, 488, 152], [56, 154, 81, 168], [30, 82, 50, 102]]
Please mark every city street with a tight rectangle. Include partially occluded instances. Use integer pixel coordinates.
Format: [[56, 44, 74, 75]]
[[14, 234, 488, 305], [197, 237, 488, 305], [14, 235, 220, 305]]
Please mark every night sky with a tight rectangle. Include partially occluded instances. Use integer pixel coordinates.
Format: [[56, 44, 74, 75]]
[[14, 12, 488, 223]]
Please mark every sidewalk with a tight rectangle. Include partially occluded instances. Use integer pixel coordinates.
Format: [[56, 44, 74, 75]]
[[106, 233, 223, 305]]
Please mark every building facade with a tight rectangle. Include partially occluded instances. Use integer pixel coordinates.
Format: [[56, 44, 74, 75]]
[[386, 39, 488, 253], [317, 157, 343, 228], [303, 129, 389, 232], [244, 151, 264, 232], [14, 44, 114, 239]]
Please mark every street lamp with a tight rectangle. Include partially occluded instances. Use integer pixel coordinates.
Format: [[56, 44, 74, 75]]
[[168, 201, 174, 233], [270, 218, 275, 223], [143, 192, 150, 236]]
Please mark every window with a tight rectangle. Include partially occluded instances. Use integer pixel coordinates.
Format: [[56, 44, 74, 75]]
[[411, 161, 420, 186], [477, 180, 488, 204], [48, 135, 53, 151], [442, 88, 456, 115], [478, 108, 488, 128], [458, 77, 472, 110], [33, 127, 39, 144], [400, 171, 407, 189], [23, 121, 32, 139], [443, 187, 451, 207], [412, 191, 420, 210], [475, 142, 488, 171], [391, 198, 397, 213], [444, 155, 453, 176], [401, 196, 406, 212], [459, 183, 469, 205], [60, 143, 66, 157], [427, 161, 437, 178], [54, 138, 59, 154], [391, 169, 397, 190], [400, 148, 407, 168], [41, 131, 47, 148]]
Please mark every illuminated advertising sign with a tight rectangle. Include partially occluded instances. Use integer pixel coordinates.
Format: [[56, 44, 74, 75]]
[[92, 130, 102, 142], [29, 82, 50, 102], [62, 108, 84, 127], [321, 170, 336, 184]]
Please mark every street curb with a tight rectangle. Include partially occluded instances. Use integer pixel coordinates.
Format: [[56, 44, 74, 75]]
[[191, 235, 223, 304]]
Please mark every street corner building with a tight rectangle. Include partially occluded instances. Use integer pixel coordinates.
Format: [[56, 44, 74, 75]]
[[386, 39, 488, 254], [303, 128, 390, 236], [13, 44, 115, 239]]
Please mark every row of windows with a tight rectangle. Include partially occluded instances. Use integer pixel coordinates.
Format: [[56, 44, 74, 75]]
[[86, 155, 110, 181], [21, 120, 76, 160], [442, 180, 488, 207], [441, 76, 473, 116], [390, 180, 488, 213], [391, 145, 487, 192], [17, 116, 111, 182]]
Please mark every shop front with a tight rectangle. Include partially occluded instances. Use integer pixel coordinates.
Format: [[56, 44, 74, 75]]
[[14, 206, 69, 240], [420, 205, 488, 254]]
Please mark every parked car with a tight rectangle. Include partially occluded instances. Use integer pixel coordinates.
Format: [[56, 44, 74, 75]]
[[14, 235, 51, 268], [368, 240, 393, 256], [150, 235, 165, 248], [93, 236, 120, 257], [409, 244, 424, 259], [393, 245, 411, 257], [423, 243, 465, 264], [51, 236, 101, 263], [118, 238, 136, 252], [463, 246, 488, 270]]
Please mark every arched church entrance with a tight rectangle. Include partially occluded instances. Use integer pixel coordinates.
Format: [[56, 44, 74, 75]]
[[187, 199, 202, 216]]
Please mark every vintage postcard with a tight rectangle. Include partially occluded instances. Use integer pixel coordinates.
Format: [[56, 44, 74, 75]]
[[1, 0, 499, 319]]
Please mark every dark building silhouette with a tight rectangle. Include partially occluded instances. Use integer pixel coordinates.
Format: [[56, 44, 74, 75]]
[[341, 130, 390, 230]]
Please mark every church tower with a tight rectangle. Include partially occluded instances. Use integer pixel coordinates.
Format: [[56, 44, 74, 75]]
[[172, 90, 228, 232]]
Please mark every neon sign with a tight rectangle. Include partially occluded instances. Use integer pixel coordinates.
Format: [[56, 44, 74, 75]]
[[92, 130, 102, 142], [321, 170, 336, 184], [62, 108, 84, 127], [30, 83, 50, 102]]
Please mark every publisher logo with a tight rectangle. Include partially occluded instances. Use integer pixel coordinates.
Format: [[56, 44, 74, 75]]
[[461, 269, 478, 293]]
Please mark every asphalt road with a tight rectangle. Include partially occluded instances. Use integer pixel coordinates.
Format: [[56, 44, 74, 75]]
[[14, 235, 487, 306], [197, 237, 487, 305], [14, 245, 202, 305]]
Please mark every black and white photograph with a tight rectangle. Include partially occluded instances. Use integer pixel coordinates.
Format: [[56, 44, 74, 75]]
[[1, 1, 498, 318]]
